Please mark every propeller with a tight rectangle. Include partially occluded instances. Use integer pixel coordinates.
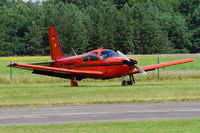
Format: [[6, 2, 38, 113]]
[[134, 64, 147, 75], [117, 50, 147, 75], [116, 50, 130, 62]]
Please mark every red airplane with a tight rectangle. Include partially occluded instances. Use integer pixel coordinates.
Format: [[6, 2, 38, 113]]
[[8, 27, 194, 86]]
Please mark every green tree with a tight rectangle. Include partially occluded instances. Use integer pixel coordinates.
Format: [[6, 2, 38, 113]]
[[115, 4, 134, 54], [168, 14, 192, 53], [0, 0, 27, 56], [57, 4, 88, 55], [190, 6, 200, 53], [85, 1, 118, 50], [131, 1, 174, 54], [22, 1, 46, 55], [0, 0, 198, 56]]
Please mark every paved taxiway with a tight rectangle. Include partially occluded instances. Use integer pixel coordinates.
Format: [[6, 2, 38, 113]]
[[0, 101, 200, 126]]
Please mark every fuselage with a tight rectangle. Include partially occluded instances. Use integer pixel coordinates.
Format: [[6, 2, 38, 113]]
[[51, 49, 137, 79]]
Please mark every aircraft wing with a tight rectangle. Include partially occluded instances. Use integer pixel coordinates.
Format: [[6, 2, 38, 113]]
[[8, 63, 103, 78], [132, 58, 194, 74]]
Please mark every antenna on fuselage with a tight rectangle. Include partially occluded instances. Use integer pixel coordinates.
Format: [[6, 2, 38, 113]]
[[71, 47, 77, 56]]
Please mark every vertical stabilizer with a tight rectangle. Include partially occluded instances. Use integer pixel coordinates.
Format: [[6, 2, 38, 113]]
[[48, 27, 63, 61]]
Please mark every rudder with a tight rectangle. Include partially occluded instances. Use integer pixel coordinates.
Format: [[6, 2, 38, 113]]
[[48, 27, 63, 61]]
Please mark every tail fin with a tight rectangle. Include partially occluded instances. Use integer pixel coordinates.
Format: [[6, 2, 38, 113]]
[[48, 27, 63, 61]]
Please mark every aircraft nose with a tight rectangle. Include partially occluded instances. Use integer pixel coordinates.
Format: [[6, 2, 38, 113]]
[[130, 59, 137, 64], [123, 59, 136, 66]]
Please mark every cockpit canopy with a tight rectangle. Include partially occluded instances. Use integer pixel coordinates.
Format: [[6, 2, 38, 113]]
[[100, 50, 120, 60]]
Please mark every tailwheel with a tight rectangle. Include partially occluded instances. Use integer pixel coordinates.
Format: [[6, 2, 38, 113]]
[[74, 81, 78, 86], [71, 81, 78, 86]]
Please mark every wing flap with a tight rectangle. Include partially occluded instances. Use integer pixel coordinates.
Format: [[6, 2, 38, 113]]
[[132, 58, 194, 74], [8, 63, 103, 76]]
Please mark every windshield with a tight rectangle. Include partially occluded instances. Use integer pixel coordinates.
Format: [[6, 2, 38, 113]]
[[100, 50, 120, 60]]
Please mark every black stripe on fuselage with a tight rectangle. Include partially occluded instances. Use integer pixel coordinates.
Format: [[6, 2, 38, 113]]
[[75, 63, 124, 68]]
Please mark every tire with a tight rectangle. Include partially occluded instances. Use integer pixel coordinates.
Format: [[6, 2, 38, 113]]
[[121, 80, 128, 86]]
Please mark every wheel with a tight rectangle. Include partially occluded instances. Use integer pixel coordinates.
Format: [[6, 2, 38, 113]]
[[127, 81, 133, 85], [71, 81, 78, 86], [121, 80, 128, 86]]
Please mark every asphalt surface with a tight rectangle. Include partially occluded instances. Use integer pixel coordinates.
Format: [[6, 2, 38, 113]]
[[0, 101, 200, 126]]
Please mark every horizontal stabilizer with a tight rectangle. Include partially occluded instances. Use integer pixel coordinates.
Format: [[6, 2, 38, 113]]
[[8, 63, 104, 77]]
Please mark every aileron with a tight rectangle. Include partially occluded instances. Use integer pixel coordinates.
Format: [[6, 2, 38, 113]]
[[132, 58, 194, 74]]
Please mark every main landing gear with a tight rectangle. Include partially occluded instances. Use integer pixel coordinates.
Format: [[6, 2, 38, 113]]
[[71, 75, 78, 87], [121, 74, 135, 86]]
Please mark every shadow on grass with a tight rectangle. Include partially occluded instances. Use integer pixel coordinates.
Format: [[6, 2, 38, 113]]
[[43, 81, 172, 87], [79, 85, 121, 87], [58, 84, 122, 88]]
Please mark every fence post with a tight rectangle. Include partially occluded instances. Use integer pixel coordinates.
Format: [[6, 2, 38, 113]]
[[157, 57, 160, 79], [10, 61, 12, 81]]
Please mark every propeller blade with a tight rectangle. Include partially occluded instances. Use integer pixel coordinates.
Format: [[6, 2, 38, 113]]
[[117, 51, 130, 61], [117, 50, 146, 75], [134, 64, 147, 75]]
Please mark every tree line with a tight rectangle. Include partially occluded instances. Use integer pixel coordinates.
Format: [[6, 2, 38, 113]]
[[0, 0, 200, 56]]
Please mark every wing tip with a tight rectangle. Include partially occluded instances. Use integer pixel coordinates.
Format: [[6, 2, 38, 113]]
[[7, 63, 18, 67], [188, 58, 194, 62]]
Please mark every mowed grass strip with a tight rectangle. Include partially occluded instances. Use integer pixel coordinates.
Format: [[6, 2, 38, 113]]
[[0, 119, 200, 133], [0, 79, 200, 107]]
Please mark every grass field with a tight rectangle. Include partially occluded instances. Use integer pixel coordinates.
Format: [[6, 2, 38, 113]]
[[0, 119, 200, 133], [0, 79, 200, 107], [0, 55, 200, 131]]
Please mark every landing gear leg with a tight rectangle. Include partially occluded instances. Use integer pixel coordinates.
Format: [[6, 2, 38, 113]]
[[71, 75, 78, 87], [128, 74, 135, 85]]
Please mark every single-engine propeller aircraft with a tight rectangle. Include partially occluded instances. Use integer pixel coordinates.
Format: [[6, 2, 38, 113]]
[[8, 27, 194, 86]]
